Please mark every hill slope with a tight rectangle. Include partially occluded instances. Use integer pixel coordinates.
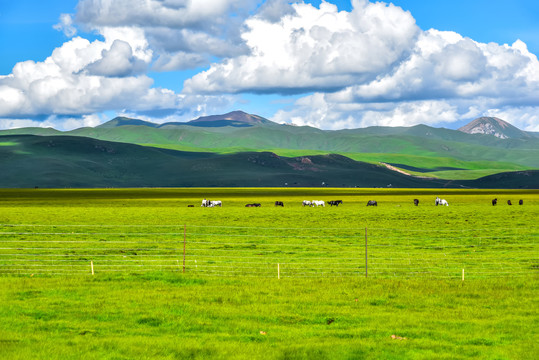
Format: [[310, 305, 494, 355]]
[[64, 119, 539, 168], [1, 112, 538, 181], [1, 135, 537, 188]]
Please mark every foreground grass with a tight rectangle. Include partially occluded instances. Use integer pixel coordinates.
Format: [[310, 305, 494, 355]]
[[0, 273, 537, 360], [0, 188, 537, 359]]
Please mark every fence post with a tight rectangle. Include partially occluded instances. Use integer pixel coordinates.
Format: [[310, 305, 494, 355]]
[[183, 224, 186, 273], [462, 268, 465, 281], [365, 227, 368, 278], [90, 260, 94, 276]]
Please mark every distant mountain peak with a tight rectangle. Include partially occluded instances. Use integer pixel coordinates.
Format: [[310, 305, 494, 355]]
[[458, 117, 529, 139], [97, 116, 158, 128]]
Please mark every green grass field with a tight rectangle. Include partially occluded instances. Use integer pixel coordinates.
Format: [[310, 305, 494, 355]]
[[0, 188, 537, 359]]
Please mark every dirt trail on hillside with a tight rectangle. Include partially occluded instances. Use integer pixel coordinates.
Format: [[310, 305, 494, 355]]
[[379, 162, 435, 179]]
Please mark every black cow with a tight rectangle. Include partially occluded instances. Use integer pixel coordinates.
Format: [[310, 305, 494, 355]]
[[187, 205, 194, 207], [413, 199, 419, 206], [519, 199, 523, 205], [507, 200, 512, 205], [245, 203, 261, 207], [275, 201, 284, 207], [492, 198, 498, 206], [367, 200, 377, 206], [328, 200, 343, 206]]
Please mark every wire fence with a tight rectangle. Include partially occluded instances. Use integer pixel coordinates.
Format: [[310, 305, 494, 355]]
[[0, 224, 537, 279]]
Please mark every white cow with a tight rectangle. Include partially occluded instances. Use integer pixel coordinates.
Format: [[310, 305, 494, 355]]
[[312, 200, 325, 207], [435, 197, 448, 206], [302, 200, 312, 207]]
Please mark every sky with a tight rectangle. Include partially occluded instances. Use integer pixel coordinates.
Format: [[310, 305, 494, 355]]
[[1, 0, 538, 131]]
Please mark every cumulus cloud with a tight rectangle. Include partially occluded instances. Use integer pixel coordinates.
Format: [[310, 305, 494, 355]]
[[0, 34, 178, 118], [184, 0, 419, 94], [85, 40, 147, 77], [72, 0, 260, 71], [272, 93, 461, 130]]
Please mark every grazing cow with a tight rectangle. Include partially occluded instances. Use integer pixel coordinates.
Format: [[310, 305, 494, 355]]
[[413, 199, 419, 206], [275, 201, 284, 207], [312, 200, 325, 207], [492, 198, 498, 206], [245, 203, 261, 207], [435, 197, 448, 206], [507, 200, 512, 205], [367, 200, 377, 206], [328, 200, 343, 206], [187, 205, 194, 207], [302, 200, 312, 207], [519, 199, 523, 205], [203, 200, 221, 207]]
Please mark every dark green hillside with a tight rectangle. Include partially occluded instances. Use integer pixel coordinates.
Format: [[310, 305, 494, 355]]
[[0, 134, 460, 188], [465, 170, 539, 189], [2, 135, 537, 189]]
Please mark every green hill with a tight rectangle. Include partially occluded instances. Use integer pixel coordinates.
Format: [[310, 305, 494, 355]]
[[1, 112, 538, 183], [1, 135, 537, 189]]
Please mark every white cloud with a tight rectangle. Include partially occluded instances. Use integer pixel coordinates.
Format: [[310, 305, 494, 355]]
[[184, 0, 419, 94], [272, 93, 461, 129], [75, 0, 257, 29], [0, 35, 175, 118], [85, 40, 147, 77], [54, 13, 77, 37], [72, 0, 259, 71]]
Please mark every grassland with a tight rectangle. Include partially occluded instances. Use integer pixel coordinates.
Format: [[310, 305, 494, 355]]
[[0, 188, 537, 359]]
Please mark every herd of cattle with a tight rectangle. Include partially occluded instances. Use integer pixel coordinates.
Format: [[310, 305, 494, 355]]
[[199, 197, 524, 207]]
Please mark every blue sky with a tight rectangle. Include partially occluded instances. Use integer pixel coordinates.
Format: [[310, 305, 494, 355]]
[[1, 0, 538, 131]]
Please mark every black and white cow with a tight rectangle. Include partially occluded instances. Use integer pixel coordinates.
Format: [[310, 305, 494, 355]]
[[367, 200, 377, 206], [328, 200, 343, 206], [275, 201, 284, 207]]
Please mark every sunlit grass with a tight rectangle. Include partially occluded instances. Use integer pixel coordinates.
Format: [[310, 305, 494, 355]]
[[0, 188, 537, 359]]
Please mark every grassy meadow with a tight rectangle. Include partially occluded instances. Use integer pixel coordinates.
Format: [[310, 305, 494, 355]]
[[0, 188, 537, 359]]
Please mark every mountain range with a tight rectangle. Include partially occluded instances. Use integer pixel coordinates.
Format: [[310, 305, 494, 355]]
[[1, 111, 538, 188]]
